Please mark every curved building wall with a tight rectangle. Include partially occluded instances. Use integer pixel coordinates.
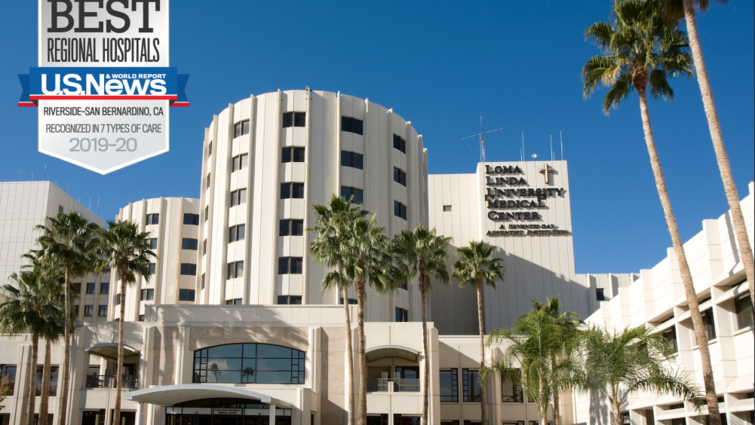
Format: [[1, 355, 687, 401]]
[[111, 197, 201, 322], [198, 89, 429, 322]]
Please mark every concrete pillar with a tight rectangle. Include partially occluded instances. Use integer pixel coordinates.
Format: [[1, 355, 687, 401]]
[[135, 402, 144, 425], [269, 404, 276, 425]]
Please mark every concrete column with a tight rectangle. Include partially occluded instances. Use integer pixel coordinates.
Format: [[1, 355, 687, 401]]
[[135, 402, 144, 425], [269, 404, 276, 425]]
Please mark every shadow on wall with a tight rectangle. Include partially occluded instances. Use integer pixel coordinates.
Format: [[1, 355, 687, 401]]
[[589, 388, 611, 425], [429, 244, 591, 335]]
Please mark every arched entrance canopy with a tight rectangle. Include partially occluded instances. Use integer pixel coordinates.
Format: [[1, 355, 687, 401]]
[[125, 384, 292, 408], [365, 345, 419, 362], [85, 343, 140, 360]]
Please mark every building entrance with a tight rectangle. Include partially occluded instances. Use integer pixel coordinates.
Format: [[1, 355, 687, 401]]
[[165, 399, 290, 425]]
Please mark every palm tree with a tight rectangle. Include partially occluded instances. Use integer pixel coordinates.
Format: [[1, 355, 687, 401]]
[[393, 226, 452, 425], [339, 216, 400, 425], [486, 309, 560, 425], [308, 195, 369, 425], [0, 267, 59, 425], [581, 2, 724, 424], [95, 221, 156, 425], [574, 326, 702, 425], [35, 211, 99, 425], [452, 241, 504, 425], [532, 297, 581, 425], [664, 0, 755, 310]]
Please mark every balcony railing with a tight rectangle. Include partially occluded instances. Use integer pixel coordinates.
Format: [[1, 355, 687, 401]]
[[85, 374, 139, 389], [366, 378, 420, 393]]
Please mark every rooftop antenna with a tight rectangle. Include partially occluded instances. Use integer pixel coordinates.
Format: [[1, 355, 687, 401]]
[[67, 183, 69, 194], [460, 117, 504, 164], [97, 198, 100, 214], [18, 171, 22, 181], [560, 131, 564, 160], [43, 165, 46, 180], [31, 172, 34, 182], [78, 193, 81, 203], [521, 133, 525, 161], [88, 198, 91, 210]]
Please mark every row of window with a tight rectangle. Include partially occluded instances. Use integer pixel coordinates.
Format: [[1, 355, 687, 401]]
[[78, 305, 108, 317], [73, 282, 109, 295], [143, 213, 200, 226], [192, 343, 305, 384], [439, 368, 525, 403]]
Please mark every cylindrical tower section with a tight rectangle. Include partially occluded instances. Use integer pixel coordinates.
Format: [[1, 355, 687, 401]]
[[198, 89, 429, 322], [111, 197, 201, 322]]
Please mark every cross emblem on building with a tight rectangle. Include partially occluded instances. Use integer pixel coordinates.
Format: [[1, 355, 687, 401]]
[[539, 164, 555, 184]]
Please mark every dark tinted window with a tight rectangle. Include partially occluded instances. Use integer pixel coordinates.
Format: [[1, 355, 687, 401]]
[[394, 201, 407, 220], [282, 112, 293, 128], [100, 283, 109, 294], [183, 214, 200, 225], [277, 296, 303, 305], [148, 263, 156, 274], [146, 213, 159, 225], [292, 183, 305, 198], [182, 238, 198, 250], [735, 294, 754, 330], [342, 116, 363, 135], [227, 261, 244, 279], [229, 225, 245, 242], [394, 168, 406, 186], [462, 369, 481, 402], [148, 238, 158, 249], [440, 369, 458, 402], [281, 147, 305, 163], [280, 219, 304, 236], [278, 257, 303, 274], [86, 283, 95, 294], [395, 308, 408, 322], [192, 343, 305, 384], [293, 147, 305, 162], [280, 183, 291, 199], [179, 289, 196, 301], [283, 112, 306, 128], [701, 309, 716, 341], [596, 288, 606, 301], [341, 186, 364, 205], [393, 135, 406, 153], [662, 327, 678, 353], [180, 264, 197, 276], [342, 151, 364, 170], [234, 120, 250, 137]]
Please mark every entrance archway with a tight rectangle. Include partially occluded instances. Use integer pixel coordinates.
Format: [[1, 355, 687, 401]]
[[165, 398, 292, 425]]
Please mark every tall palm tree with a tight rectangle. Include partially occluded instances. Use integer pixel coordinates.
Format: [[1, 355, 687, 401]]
[[663, 0, 755, 310], [308, 195, 369, 425], [0, 267, 59, 425], [338, 216, 399, 425], [35, 211, 99, 425], [393, 226, 452, 425], [486, 310, 560, 425], [532, 297, 581, 425], [452, 241, 504, 425], [575, 326, 702, 425], [581, 2, 724, 424], [95, 221, 156, 425]]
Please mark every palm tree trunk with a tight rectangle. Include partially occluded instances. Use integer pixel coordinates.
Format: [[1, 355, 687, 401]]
[[343, 287, 355, 425], [112, 274, 127, 425], [56, 266, 71, 425], [539, 374, 547, 425], [27, 333, 39, 425], [636, 87, 721, 425], [39, 339, 52, 425], [476, 280, 487, 425], [356, 280, 367, 425], [610, 398, 622, 425], [420, 271, 430, 425], [553, 388, 560, 425], [682, 0, 755, 308]]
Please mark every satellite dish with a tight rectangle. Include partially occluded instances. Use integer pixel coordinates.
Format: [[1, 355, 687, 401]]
[[531, 154, 537, 159]]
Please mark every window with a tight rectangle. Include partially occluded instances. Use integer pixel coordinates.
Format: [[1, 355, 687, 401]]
[[281, 147, 305, 163], [227, 261, 244, 279], [341, 151, 364, 170], [596, 288, 606, 301], [439, 369, 458, 402], [735, 294, 754, 330], [72, 283, 81, 294], [281, 182, 305, 199], [462, 369, 481, 402], [183, 213, 199, 225], [226, 299, 242, 305], [59, 205, 64, 213], [701, 309, 716, 341], [339, 298, 358, 305], [0, 365, 17, 396], [394, 201, 407, 220], [86, 283, 96, 294], [203, 239, 207, 255], [232, 154, 248, 172], [206, 173, 211, 189], [443, 205, 452, 212], [148, 263, 156, 275], [201, 274, 205, 290], [234, 120, 250, 137], [204, 206, 209, 221], [278, 257, 303, 275], [395, 308, 408, 322], [75, 305, 79, 316], [393, 135, 406, 153], [148, 238, 158, 249], [229, 225, 246, 242], [145, 213, 159, 225], [279, 219, 304, 236], [139, 315, 145, 322], [230, 189, 247, 206], [98, 306, 107, 317], [277, 296, 303, 305], [35, 366, 59, 396], [341, 116, 363, 135], [99, 283, 109, 294], [180, 264, 197, 276], [192, 343, 305, 384], [115, 294, 121, 305], [341, 186, 364, 205], [282, 112, 306, 128], [662, 327, 678, 353], [393, 168, 407, 186], [208, 141, 212, 156], [84, 305, 94, 317], [501, 372, 524, 402], [179, 289, 196, 302], [140, 289, 154, 301], [182, 238, 199, 250], [441, 422, 460, 425]]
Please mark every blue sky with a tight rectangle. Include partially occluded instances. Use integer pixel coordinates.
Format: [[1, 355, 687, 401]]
[[1, 1, 752, 275]]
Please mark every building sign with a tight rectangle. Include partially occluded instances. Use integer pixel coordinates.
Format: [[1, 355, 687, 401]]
[[18, 0, 189, 175], [484, 164, 570, 237], [213, 408, 243, 416]]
